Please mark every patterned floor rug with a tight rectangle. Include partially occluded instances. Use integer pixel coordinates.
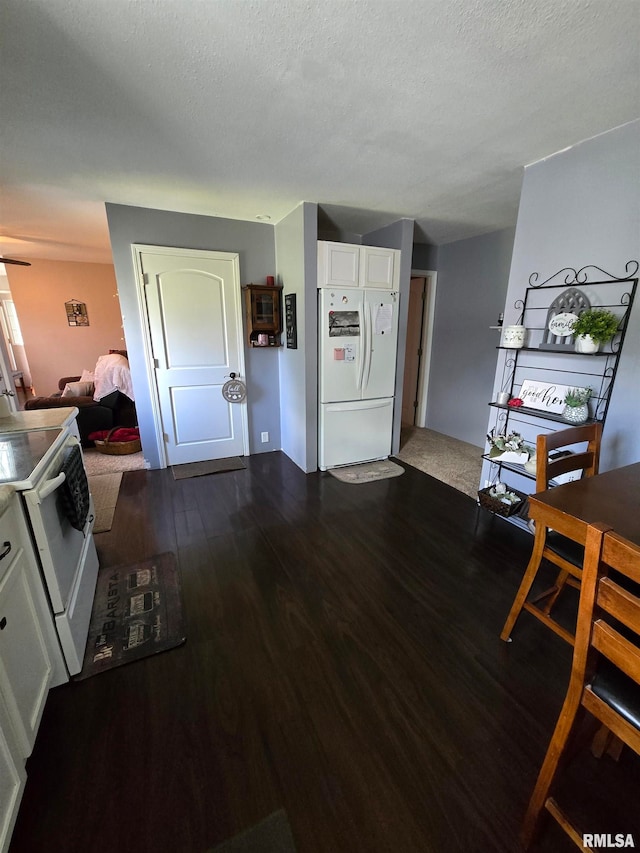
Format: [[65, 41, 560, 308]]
[[328, 459, 405, 484], [75, 552, 186, 680]]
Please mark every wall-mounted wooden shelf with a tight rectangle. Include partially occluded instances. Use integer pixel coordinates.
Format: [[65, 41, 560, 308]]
[[242, 284, 283, 347]]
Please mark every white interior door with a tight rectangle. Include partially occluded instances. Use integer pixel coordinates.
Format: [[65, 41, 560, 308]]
[[139, 248, 247, 466]]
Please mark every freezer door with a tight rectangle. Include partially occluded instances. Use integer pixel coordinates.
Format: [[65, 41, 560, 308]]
[[362, 290, 399, 400], [318, 289, 364, 402], [318, 398, 394, 470]]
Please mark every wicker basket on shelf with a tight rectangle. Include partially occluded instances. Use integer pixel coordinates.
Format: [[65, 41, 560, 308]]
[[477, 485, 526, 518], [94, 427, 141, 456]]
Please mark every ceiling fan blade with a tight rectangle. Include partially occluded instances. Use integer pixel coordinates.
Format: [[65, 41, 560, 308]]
[[0, 257, 31, 266]]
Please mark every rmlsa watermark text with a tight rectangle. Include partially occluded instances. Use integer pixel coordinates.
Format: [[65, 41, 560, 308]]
[[583, 834, 635, 849]]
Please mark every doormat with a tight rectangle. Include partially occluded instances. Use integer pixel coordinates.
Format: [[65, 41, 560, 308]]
[[328, 459, 405, 484], [89, 472, 123, 533], [208, 810, 297, 853], [172, 457, 246, 480], [75, 552, 186, 681]]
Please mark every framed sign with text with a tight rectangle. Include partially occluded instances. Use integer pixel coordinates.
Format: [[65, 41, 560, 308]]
[[519, 380, 571, 414]]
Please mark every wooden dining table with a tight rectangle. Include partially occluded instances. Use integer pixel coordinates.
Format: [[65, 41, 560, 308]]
[[528, 461, 640, 547]]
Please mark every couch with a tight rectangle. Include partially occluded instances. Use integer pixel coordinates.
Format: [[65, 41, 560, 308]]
[[24, 355, 137, 445]]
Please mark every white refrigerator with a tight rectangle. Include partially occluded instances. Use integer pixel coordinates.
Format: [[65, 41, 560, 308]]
[[318, 287, 399, 470]]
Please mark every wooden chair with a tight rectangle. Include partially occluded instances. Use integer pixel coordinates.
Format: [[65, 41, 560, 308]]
[[521, 522, 640, 849], [500, 423, 602, 644]]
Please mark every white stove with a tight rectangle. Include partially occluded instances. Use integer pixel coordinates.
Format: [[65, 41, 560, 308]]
[[0, 422, 99, 680], [0, 429, 68, 489]]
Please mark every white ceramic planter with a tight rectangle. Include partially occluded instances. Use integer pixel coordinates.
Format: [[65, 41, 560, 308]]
[[492, 450, 529, 464], [563, 403, 589, 424], [574, 334, 600, 354]]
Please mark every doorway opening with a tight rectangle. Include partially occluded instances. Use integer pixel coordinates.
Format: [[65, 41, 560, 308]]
[[401, 270, 436, 427]]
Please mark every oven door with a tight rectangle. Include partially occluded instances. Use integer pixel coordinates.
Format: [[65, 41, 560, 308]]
[[22, 435, 99, 675]]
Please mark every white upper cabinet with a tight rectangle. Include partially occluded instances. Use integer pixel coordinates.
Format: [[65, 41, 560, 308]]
[[318, 242, 360, 287], [318, 241, 399, 290], [361, 247, 398, 290]]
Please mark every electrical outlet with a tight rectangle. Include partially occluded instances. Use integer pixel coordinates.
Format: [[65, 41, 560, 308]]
[[261, 431, 269, 443]]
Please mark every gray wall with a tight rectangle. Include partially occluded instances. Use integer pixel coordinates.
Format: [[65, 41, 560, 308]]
[[363, 219, 415, 454], [275, 202, 318, 472], [412, 242, 438, 270], [105, 203, 278, 469], [426, 228, 515, 445], [485, 119, 640, 477]]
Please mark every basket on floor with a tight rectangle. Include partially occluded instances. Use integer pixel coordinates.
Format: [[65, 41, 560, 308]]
[[477, 485, 526, 517], [94, 427, 141, 456]]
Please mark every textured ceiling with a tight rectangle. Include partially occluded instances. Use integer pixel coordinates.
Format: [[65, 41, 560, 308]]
[[0, 0, 638, 264]]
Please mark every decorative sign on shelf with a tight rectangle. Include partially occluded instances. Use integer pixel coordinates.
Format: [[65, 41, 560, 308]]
[[547, 312, 579, 337], [539, 287, 590, 350], [519, 379, 571, 414]]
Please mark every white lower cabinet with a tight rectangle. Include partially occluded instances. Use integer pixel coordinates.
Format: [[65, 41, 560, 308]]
[[0, 694, 25, 853], [0, 492, 65, 853]]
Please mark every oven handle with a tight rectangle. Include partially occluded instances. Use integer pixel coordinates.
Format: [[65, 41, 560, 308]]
[[36, 471, 66, 502]]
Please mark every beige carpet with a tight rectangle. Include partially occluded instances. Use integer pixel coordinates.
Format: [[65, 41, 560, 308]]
[[395, 426, 482, 499], [83, 448, 145, 476], [89, 472, 123, 533], [328, 459, 405, 484]]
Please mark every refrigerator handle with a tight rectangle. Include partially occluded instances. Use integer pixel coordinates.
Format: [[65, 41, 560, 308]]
[[363, 301, 373, 391], [356, 302, 365, 390]]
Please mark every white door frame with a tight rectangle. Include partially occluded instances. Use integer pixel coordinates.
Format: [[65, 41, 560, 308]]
[[132, 244, 249, 469], [410, 269, 437, 429]]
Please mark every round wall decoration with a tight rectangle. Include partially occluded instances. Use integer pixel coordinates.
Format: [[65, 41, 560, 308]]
[[548, 311, 579, 337], [222, 374, 247, 403]]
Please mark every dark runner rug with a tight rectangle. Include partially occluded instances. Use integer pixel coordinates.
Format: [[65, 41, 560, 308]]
[[208, 810, 297, 853], [172, 457, 246, 480], [75, 552, 186, 680]]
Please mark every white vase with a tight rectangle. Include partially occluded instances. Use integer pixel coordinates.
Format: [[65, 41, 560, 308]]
[[574, 334, 600, 354]]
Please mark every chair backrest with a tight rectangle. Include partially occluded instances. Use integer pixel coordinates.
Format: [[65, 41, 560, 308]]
[[574, 522, 640, 751], [535, 423, 602, 493]]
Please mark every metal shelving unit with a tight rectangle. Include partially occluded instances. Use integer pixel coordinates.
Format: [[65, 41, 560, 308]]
[[481, 261, 638, 526]]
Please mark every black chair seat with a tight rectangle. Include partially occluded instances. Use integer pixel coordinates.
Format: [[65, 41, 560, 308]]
[[545, 531, 584, 567], [590, 660, 640, 731]]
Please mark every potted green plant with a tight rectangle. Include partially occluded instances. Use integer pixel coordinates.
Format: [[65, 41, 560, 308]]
[[570, 308, 619, 353], [562, 386, 591, 424]]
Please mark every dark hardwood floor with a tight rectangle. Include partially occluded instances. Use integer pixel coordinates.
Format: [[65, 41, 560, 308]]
[[9, 453, 639, 852]]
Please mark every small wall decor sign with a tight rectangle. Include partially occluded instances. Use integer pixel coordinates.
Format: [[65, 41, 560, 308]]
[[519, 379, 571, 414], [221, 374, 247, 403], [65, 299, 89, 326], [547, 312, 579, 337], [539, 287, 590, 350]]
